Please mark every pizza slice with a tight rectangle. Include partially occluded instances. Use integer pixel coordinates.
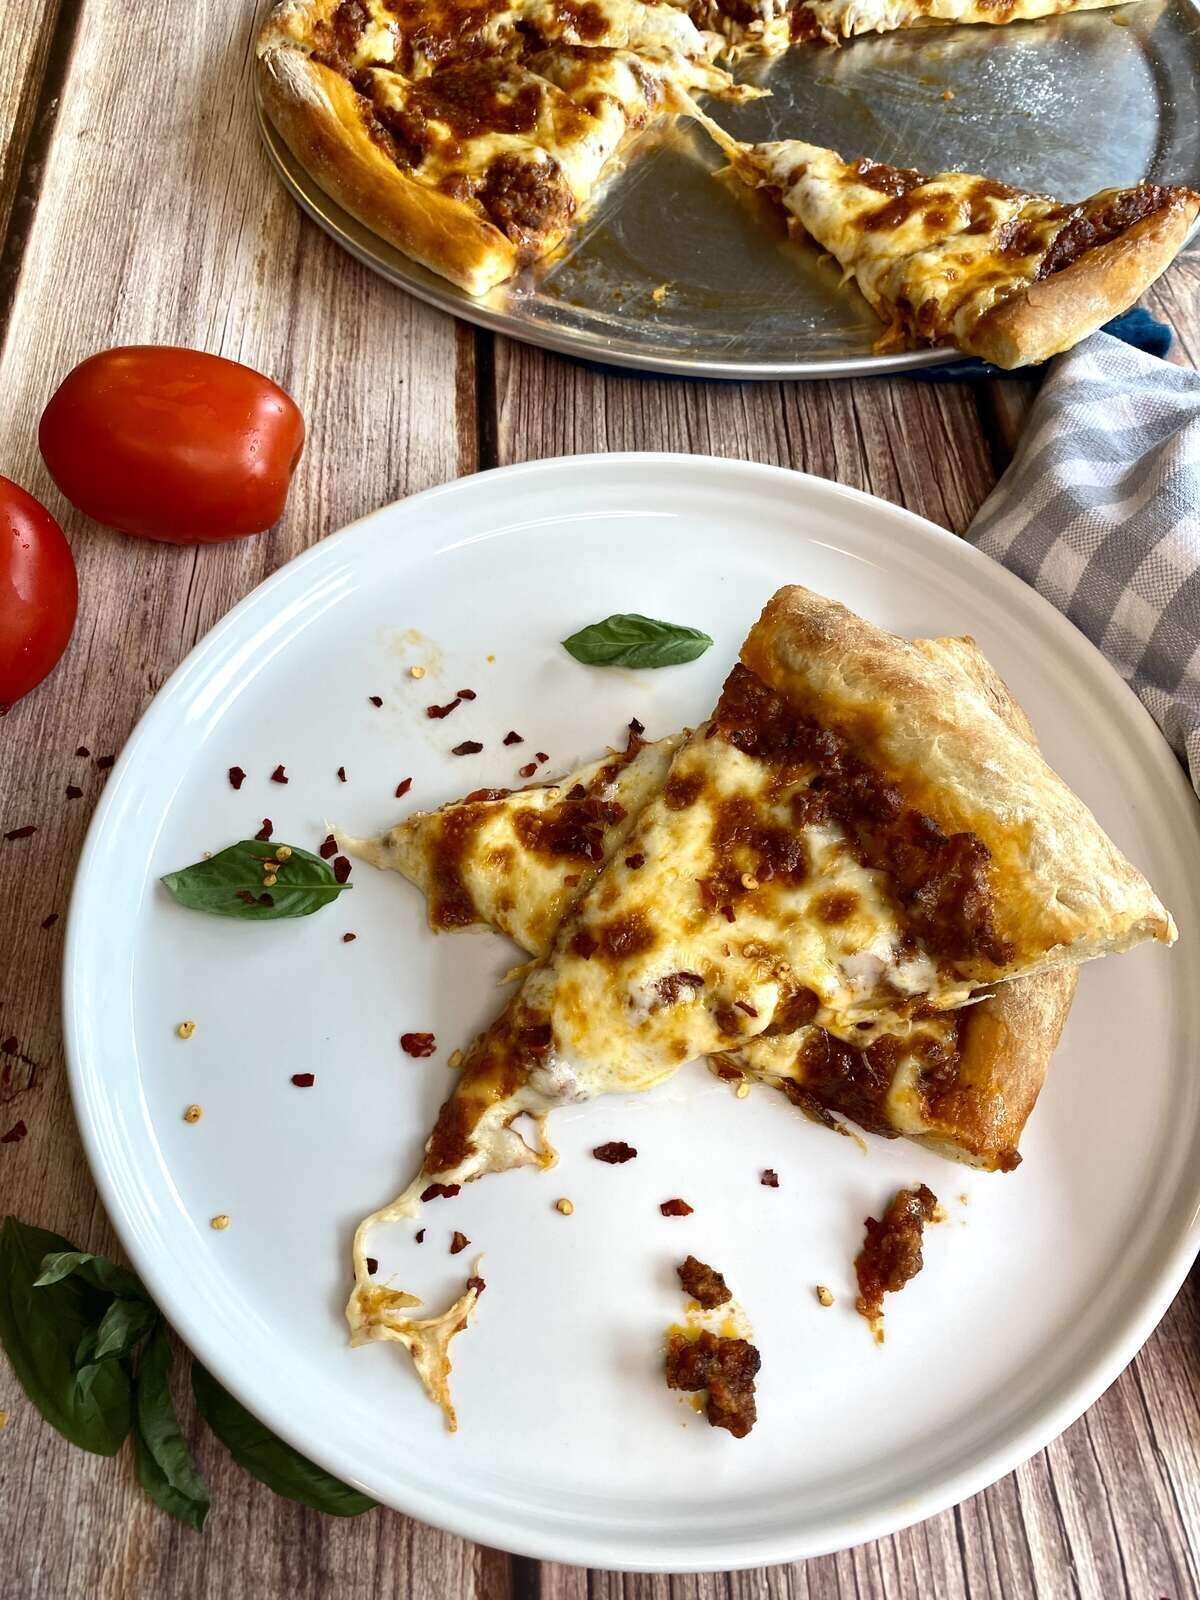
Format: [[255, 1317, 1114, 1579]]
[[691, 118, 1199, 366], [257, 1, 737, 292], [684, 0, 1136, 53], [353, 585, 1171, 1236], [350, 637, 1076, 1171]]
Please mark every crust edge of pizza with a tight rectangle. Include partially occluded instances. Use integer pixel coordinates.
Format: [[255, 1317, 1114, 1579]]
[[966, 192, 1200, 369], [256, 44, 522, 296]]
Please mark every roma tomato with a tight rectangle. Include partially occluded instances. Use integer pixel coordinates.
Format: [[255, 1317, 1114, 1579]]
[[38, 347, 305, 544], [0, 477, 78, 713]]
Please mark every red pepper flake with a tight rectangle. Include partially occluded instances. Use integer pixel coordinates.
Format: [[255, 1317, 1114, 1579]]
[[259, 892, 274, 907], [452, 740, 483, 756], [75, 745, 90, 757], [449, 1231, 470, 1255], [40, 913, 59, 930], [625, 853, 645, 870], [466, 1274, 486, 1294], [395, 778, 413, 799], [401, 1032, 436, 1058], [1, 1036, 17, 1055], [4, 826, 36, 841], [332, 855, 352, 884], [318, 833, 338, 859], [456, 689, 477, 701], [369, 695, 383, 708], [416, 1228, 426, 1243], [760, 1169, 780, 1188], [660, 1198, 694, 1217], [291, 1072, 316, 1088], [721, 905, 736, 923], [518, 761, 537, 778], [735, 1000, 759, 1017], [255, 819, 273, 841], [337, 766, 347, 783], [563, 874, 580, 888], [535, 752, 549, 765], [342, 932, 357, 943], [593, 1141, 637, 1164], [270, 764, 288, 784], [629, 717, 645, 736], [96, 755, 115, 770], [503, 731, 524, 746], [365, 1257, 379, 1274], [65, 785, 83, 800], [420, 1183, 461, 1202], [426, 699, 462, 719], [1, 1120, 27, 1144], [228, 766, 246, 790]]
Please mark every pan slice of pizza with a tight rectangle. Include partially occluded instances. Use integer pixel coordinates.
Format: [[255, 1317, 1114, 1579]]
[[692, 123, 1199, 367]]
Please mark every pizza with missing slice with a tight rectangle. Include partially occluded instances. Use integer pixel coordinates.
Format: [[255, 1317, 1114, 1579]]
[[691, 0, 1133, 52], [349, 634, 1077, 1174]]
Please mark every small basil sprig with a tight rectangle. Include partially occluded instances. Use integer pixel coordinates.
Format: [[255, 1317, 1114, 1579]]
[[562, 613, 713, 669], [0, 1216, 375, 1529], [161, 840, 350, 920]]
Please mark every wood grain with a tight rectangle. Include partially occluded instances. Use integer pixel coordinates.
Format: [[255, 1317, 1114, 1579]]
[[2, 1, 1200, 1595]]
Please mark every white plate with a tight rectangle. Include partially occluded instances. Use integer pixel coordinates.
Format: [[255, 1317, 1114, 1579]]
[[65, 455, 1200, 1571]]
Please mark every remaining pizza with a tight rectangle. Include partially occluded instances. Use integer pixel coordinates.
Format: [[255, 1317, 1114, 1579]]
[[685, 0, 1134, 53], [351, 636, 1076, 1171], [692, 124, 1200, 365], [257, 0, 738, 293]]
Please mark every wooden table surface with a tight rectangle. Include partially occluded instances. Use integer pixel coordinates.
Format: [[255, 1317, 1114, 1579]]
[[3, 4, 1199, 1595]]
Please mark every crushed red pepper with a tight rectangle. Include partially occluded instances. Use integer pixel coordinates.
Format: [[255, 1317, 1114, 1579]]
[[760, 1169, 780, 1188], [319, 833, 338, 859], [369, 695, 383, 707], [40, 913, 58, 930], [96, 755, 115, 770], [624, 852, 645, 869], [1, 1120, 28, 1144], [75, 745, 90, 757], [427, 699, 462, 719], [518, 761, 537, 778], [401, 1032, 437, 1057], [337, 766, 347, 782], [452, 740, 483, 756], [333, 856, 352, 883], [291, 1072, 316, 1087], [4, 826, 36, 841], [503, 731, 524, 745], [1, 1036, 17, 1054], [65, 784, 83, 799], [466, 1274, 486, 1294], [535, 751, 549, 764], [342, 932, 357, 943], [593, 1141, 637, 1164], [416, 1228, 426, 1243], [457, 689, 477, 700], [255, 819, 273, 841], [270, 765, 288, 784], [660, 1198, 694, 1217], [395, 777, 413, 798], [449, 1231, 470, 1255], [228, 766, 246, 790], [366, 1256, 379, 1274]]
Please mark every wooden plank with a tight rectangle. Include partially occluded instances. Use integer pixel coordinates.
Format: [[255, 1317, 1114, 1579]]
[[0, 2, 476, 1595], [0, 0, 66, 276]]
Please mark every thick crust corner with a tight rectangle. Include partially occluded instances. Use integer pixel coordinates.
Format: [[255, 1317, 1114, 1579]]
[[966, 194, 1200, 369], [256, 46, 519, 296]]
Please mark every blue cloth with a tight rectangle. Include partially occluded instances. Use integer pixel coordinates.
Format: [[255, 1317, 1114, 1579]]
[[910, 306, 1172, 382]]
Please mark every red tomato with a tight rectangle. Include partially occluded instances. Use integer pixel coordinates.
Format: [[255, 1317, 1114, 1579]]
[[38, 347, 305, 544], [0, 477, 78, 713]]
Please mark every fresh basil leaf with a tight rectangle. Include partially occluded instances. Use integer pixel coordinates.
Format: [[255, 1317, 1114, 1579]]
[[91, 1296, 158, 1363], [561, 613, 714, 669], [192, 1362, 375, 1516], [0, 1217, 132, 1455], [161, 841, 351, 920], [37, 1250, 148, 1302], [134, 1323, 210, 1532]]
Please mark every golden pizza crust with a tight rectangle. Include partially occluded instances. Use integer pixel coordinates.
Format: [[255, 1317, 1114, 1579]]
[[967, 195, 1200, 368], [740, 586, 1175, 980], [257, 47, 522, 295]]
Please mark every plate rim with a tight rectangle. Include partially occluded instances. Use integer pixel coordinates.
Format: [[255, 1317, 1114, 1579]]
[[62, 452, 1200, 1570]]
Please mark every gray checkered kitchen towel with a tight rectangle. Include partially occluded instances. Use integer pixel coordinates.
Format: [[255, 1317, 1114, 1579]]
[[967, 331, 1200, 795]]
